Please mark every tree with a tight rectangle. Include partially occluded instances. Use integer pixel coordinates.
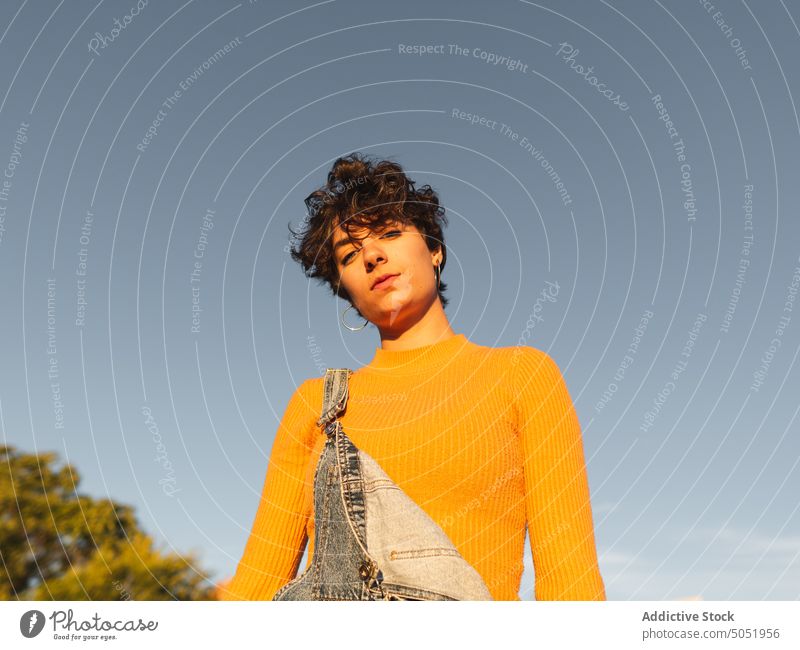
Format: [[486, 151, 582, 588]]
[[0, 444, 216, 600]]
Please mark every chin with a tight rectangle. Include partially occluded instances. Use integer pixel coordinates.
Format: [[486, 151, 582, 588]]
[[384, 295, 433, 328]]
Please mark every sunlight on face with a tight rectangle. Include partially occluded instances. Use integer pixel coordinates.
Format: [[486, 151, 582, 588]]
[[332, 218, 439, 330]]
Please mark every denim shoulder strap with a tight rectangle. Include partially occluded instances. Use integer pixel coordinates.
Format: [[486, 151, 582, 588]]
[[315, 368, 352, 428]]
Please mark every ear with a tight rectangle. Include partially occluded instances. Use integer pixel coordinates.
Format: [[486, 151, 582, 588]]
[[430, 244, 443, 266]]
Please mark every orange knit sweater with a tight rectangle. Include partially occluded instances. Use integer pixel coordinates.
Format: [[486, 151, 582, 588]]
[[220, 333, 605, 601]]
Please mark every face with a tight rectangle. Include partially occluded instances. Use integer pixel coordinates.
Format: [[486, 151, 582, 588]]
[[332, 218, 442, 329]]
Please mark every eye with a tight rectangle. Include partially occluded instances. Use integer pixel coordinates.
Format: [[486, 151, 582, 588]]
[[340, 230, 401, 265]]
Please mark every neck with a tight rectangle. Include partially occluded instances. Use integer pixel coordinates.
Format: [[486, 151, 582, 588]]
[[364, 332, 470, 374], [376, 299, 454, 352]]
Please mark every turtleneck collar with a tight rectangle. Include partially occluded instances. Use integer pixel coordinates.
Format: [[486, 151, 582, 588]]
[[362, 332, 470, 375]]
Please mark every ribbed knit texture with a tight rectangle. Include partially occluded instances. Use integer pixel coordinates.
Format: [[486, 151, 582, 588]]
[[220, 333, 605, 601]]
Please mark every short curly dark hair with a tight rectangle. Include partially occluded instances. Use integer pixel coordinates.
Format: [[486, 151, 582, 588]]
[[287, 152, 449, 311]]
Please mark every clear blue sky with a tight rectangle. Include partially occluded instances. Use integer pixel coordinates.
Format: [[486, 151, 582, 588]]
[[1, 0, 798, 599]]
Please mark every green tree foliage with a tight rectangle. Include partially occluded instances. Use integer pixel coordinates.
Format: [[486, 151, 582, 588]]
[[0, 445, 216, 600]]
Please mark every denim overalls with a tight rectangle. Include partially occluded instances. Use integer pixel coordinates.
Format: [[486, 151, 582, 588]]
[[272, 368, 493, 601]]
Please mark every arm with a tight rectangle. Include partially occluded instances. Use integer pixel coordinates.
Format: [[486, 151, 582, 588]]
[[513, 347, 606, 600], [219, 378, 321, 600]]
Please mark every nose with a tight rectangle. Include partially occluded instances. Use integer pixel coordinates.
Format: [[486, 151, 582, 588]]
[[361, 236, 386, 270]]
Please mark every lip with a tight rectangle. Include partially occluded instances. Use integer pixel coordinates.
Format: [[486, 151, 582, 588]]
[[371, 273, 399, 290]]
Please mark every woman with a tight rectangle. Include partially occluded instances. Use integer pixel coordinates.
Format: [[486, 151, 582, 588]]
[[221, 153, 605, 601]]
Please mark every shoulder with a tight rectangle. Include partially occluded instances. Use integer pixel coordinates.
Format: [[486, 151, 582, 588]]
[[292, 375, 325, 409], [273, 376, 327, 449], [429, 337, 565, 376], [469, 340, 560, 376], [281, 376, 326, 429], [298, 374, 326, 392], [456, 341, 567, 399], [509, 344, 562, 375], [492, 344, 571, 404]]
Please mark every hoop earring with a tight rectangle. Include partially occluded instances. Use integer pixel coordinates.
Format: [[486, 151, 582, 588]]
[[341, 304, 369, 332]]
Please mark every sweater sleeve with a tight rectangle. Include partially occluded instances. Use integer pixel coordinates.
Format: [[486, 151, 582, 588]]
[[513, 347, 606, 601], [219, 378, 321, 600]]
